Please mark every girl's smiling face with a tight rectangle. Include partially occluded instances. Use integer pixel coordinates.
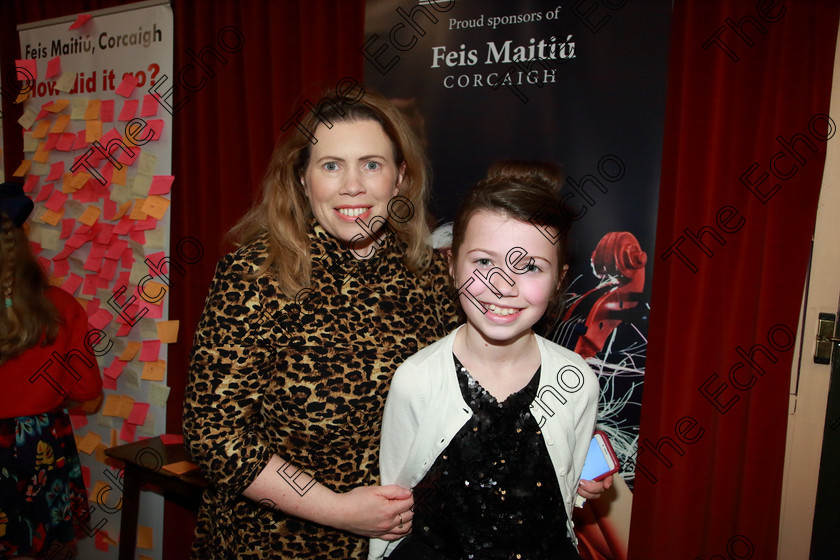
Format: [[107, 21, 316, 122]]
[[450, 210, 562, 345]]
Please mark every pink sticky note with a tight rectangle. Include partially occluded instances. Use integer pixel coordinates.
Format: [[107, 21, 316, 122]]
[[100, 258, 118, 281], [120, 420, 137, 443], [45, 191, 68, 212], [46, 161, 65, 182], [15, 59, 36, 81], [46, 56, 61, 79], [127, 402, 150, 426], [104, 360, 125, 380], [140, 94, 159, 117], [144, 119, 165, 141], [118, 99, 139, 121], [129, 230, 146, 244], [100, 99, 115, 122], [55, 133, 76, 152], [34, 183, 54, 203], [61, 273, 83, 296], [52, 258, 69, 278], [103, 376, 118, 391], [45, 133, 61, 151], [160, 434, 183, 445], [94, 529, 109, 551], [139, 340, 161, 362], [82, 251, 102, 273], [115, 74, 137, 98], [82, 273, 99, 296], [69, 14, 92, 30], [72, 130, 88, 150], [60, 219, 75, 239], [116, 323, 132, 337], [69, 413, 87, 430], [89, 308, 113, 331], [149, 175, 174, 195], [23, 175, 39, 193]]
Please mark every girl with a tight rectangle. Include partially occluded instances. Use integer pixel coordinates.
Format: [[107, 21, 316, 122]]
[[372, 174, 599, 559]]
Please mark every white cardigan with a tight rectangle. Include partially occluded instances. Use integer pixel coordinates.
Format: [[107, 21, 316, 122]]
[[369, 327, 599, 559]]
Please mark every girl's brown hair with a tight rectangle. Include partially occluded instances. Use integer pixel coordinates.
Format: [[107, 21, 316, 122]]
[[228, 87, 433, 295], [0, 215, 60, 364]]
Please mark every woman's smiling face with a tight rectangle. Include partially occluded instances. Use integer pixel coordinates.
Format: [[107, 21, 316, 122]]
[[301, 119, 404, 255]]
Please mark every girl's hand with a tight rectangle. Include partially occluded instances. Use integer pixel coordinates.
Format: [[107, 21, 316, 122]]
[[329, 485, 415, 540], [577, 475, 613, 500]]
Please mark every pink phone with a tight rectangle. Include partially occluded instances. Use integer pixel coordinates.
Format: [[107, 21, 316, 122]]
[[580, 430, 620, 481]]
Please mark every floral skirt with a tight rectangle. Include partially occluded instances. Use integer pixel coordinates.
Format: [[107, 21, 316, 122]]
[[0, 411, 90, 558]]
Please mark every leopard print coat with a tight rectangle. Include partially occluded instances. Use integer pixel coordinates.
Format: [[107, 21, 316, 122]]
[[183, 223, 458, 559]]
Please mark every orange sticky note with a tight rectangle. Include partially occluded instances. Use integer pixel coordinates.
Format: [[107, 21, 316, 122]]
[[50, 114, 72, 134], [111, 165, 128, 186], [129, 199, 148, 220], [95, 442, 108, 464], [32, 143, 49, 164], [113, 201, 132, 220], [140, 196, 170, 220], [32, 120, 51, 139], [156, 320, 179, 343], [89, 480, 111, 503], [137, 526, 154, 550], [161, 460, 199, 475], [141, 359, 166, 381], [120, 341, 142, 361], [84, 99, 101, 120], [102, 395, 121, 417], [77, 431, 102, 454], [114, 395, 135, 419], [70, 173, 91, 191], [12, 160, 31, 177], [85, 120, 102, 143], [45, 99, 70, 113], [41, 207, 65, 226], [78, 205, 101, 226]]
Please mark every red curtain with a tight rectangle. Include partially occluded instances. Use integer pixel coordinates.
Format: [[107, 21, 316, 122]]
[[2, 1, 364, 558], [630, 1, 839, 559]]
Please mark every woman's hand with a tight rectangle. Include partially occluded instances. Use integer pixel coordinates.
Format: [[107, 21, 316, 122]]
[[577, 475, 614, 500], [329, 485, 414, 540]]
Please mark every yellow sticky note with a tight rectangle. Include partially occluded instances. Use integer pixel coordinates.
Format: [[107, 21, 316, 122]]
[[119, 341, 142, 361], [18, 108, 37, 129], [141, 196, 170, 220], [84, 99, 101, 120], [55, 72, 76, 92], [85, 120, 102, 143], [50, 114, 71, 134], [78, 205, 101, 226], [12, 160, 31, 177], [77, 431, 102, 455], [137, 526, 154, 550], [156, 320, 180, 343], [32, 120, 51, 139], [45, 99, 70, 113], [141, 360, 166, 381], [40, 207, 65, 226]]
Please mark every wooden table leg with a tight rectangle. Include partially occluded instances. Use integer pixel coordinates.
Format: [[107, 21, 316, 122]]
[[118, 464, 141, 560]]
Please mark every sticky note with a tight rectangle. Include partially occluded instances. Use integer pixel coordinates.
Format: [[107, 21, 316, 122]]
[[69, 14, 92, 30], [46, 56, 61, 79], [15, 59, 36, 81], [141, 196, 170, 220], [77, 431, 102, 454], [84, 99, 101, 120], [100, 99, 115, 122], [32, 143, 50, 164], [89, 480, 111, 504], [119, 341, 141, 361], [69, 413, 88, 430], [55, 72, 76, 93], [61, 273, 83, 295], [118, 99, 139, 121], [140, 359, 166, 381], [115, 74, 138, 98], [103, 360, 124, 380], [12, 160, 31, 177], [132, 174, 153, 197], [18, 108, 37, 129], [49, 114, 71, 134], [137, 525, 154, 549], [71, 98, 88, 120], [148, 383, 171, 407], [115, 395, 135, 419], [127, 402, 150, 425], [156, 320, 179, 343], [23, 132, 38, 153], [136, 152, 158, 176], [140, 94, 158, 117], [56, 133, 75, 152], [162, 460, 199, 475], [32, 120, 51, 139], [23, 175, 39, 193], [120, 420, 136, 443], [139, 340, 161, 362], [102, 395, 121, 417], [45, 99, 69, 113], [78, 205, 101, 226], [85, 120, 102, 143]]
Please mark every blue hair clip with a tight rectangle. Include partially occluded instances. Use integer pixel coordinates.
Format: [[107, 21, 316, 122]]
[[4, 298, 11, 307]]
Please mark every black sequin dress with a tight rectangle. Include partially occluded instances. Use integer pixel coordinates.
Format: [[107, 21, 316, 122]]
[[389, 355, 581, 560]]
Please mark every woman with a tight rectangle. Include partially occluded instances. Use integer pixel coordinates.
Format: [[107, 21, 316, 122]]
[[0, 182, 102, 558], [182, 89, 459, 559]]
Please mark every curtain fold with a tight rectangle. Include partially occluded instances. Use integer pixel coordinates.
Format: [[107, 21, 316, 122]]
[[629, 1, 839, 558]]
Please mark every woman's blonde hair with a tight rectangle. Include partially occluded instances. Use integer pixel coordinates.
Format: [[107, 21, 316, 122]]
[[0, 215, 60, 364], [229, 87, 432, 295]]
